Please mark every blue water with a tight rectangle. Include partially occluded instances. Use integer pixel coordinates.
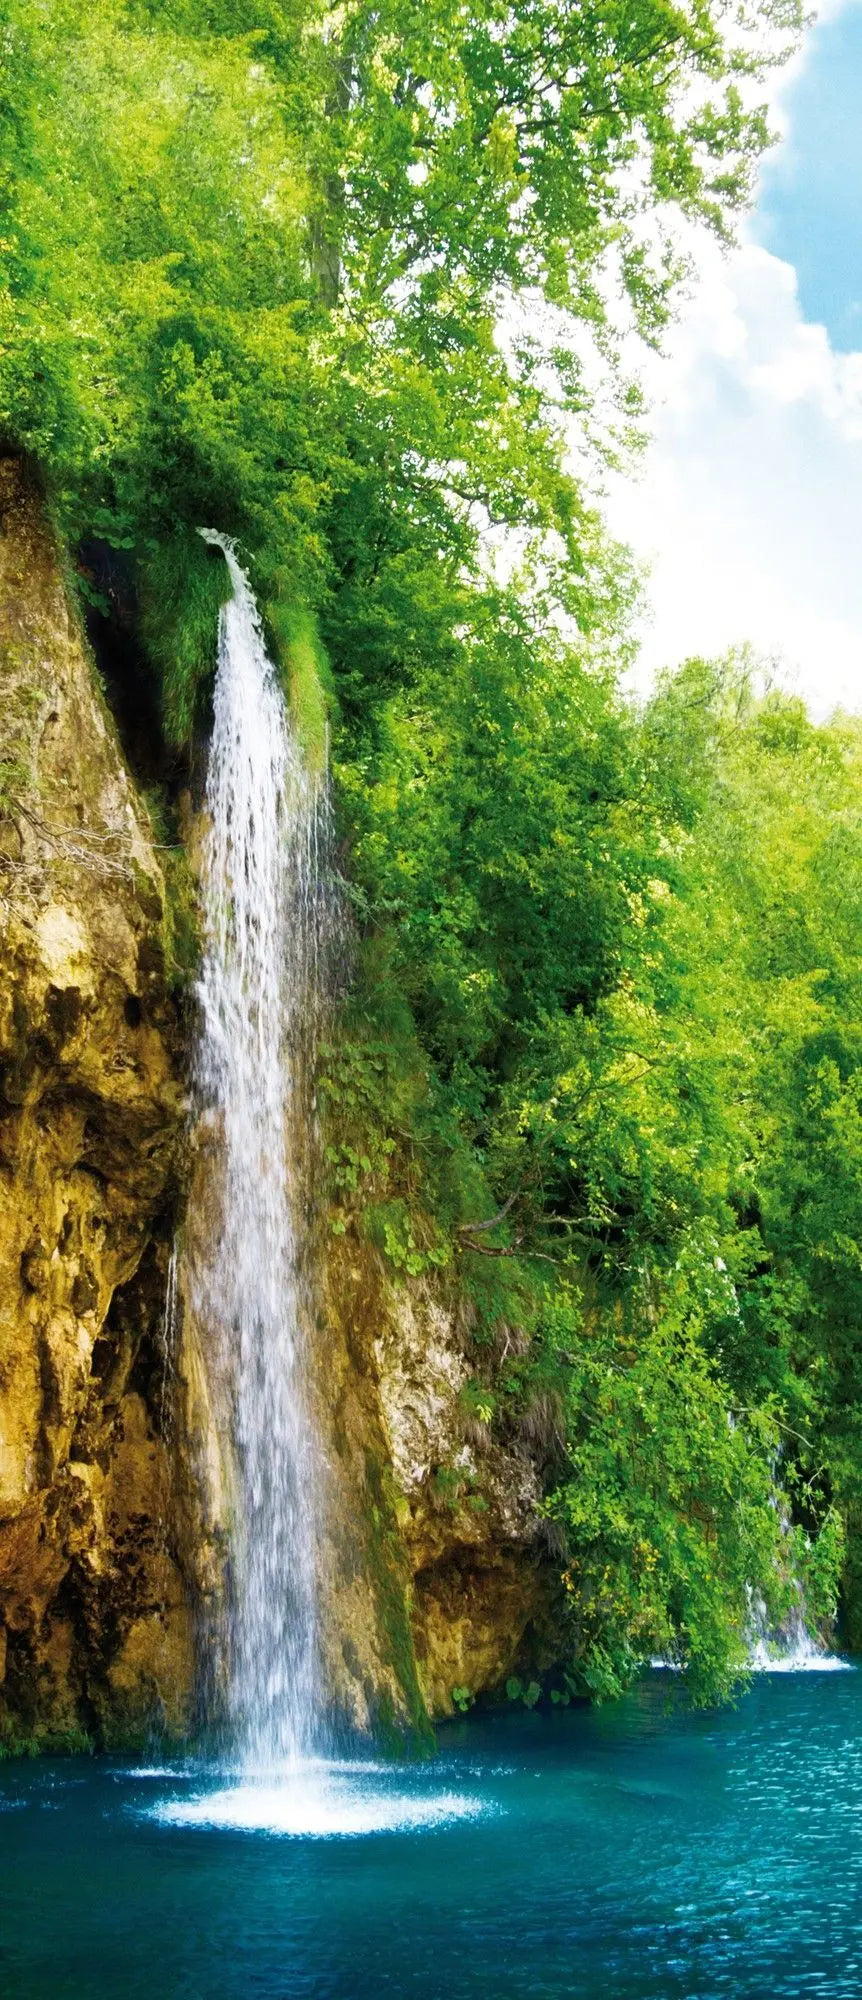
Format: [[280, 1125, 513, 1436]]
[[2, 1671, 861, 1998]]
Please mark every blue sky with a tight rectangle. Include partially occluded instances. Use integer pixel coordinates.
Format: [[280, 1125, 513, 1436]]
[[607, 1, 862, 716], [756, 6, 862, 352]]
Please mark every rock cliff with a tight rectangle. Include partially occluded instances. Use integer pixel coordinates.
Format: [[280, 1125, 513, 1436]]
[[315, 1242, 555, 1739], [0, 457, 203, 1748], [0, 458, 555, 1750]]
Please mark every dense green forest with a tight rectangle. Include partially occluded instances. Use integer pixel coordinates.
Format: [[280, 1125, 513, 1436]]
[[6, 0, 862, 1706]]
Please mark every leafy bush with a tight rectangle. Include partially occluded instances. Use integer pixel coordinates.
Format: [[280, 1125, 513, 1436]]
[[8, 0, 858, 1712]]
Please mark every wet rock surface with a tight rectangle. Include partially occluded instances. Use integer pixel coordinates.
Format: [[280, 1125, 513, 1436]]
[[0, 458, 197, 1747], [0, 457, 558, 1750]]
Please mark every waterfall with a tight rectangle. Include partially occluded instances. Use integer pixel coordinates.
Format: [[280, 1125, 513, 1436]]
[[189, 532, 331, 1769], [743, 1478, 850, 1673], [746, 1586, 851, 1673]]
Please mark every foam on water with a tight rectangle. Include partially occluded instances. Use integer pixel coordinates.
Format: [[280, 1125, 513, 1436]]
[[746, 1588, 854, 1673], [651, 1651, 854, 1674], [748, 1645, 854, 1674], [122, 1767, 184, 1780], [149, 1763, 488, 1838]]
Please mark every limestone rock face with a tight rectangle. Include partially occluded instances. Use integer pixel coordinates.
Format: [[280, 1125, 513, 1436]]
[[0, 457, 202, 1747], [319, 1243, 558, 1729], [378, 1283, 558, 1717], [0, 455, 557, 1752]]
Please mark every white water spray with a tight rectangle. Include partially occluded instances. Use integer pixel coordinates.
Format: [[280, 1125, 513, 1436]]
[[189, 532, 331, 1767], [177, 542, 495, 1835], [746, 1587, 852, 1673]]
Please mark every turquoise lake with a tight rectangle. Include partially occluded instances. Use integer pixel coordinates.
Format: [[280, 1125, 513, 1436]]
[[1, 1670, 859, 1999]]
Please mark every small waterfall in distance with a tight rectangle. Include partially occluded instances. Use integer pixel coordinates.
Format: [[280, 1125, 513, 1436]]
[[746, 1586, 852, 1673], [189, 531, 332, 1770]]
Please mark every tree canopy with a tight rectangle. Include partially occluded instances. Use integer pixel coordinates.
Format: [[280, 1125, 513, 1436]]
[[4, 0, 859, 1706]]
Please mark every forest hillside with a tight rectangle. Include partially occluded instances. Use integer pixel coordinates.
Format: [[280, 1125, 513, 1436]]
[[3, 0, 860, 1741]]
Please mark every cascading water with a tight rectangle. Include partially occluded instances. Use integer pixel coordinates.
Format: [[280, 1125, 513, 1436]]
[[744, 1482, 850, 1673], [746, 1585, 851, 1672], [172, 541, 480, 1834], [189, 532, 331, 1770]]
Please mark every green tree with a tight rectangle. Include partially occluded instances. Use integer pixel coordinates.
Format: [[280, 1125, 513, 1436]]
[[7, 1, 853, 1710]]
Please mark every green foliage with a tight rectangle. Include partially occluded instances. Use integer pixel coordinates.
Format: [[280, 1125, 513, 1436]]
[[542, 1257, 786, 1704], [161, 844, 202, 992], [459, 1381, 496, 1428], [506, 1677, 541, 1710], [266, 599, 334, 776], [8, 0, 857, 1718], [139, 531, 231, 746], [533, 669, 860, 1698], [0, 0, 801, 741], [0, 1724, 95, 1760], [344, 652, 859, 1702], [0, 0, 336, 747], [0, 755, 30, 811]]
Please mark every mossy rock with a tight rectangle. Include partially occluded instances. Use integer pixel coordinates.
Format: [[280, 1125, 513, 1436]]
[[363, 1450, 435, 1757]]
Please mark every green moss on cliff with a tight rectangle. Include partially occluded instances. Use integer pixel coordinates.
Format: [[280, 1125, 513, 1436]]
[[0, 1724, 95, 1761], [267, 597, 335, 778], [363, 1450, 435, 1757], [138, 531, 231, 748]]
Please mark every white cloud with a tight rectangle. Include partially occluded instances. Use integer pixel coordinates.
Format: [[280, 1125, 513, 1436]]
[[605, 3, 862, 717]]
